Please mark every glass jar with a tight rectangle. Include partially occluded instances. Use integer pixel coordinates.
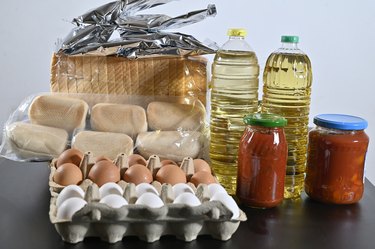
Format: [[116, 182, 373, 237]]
[[237, 113, 288, 208], [305, 114, 369, 204]]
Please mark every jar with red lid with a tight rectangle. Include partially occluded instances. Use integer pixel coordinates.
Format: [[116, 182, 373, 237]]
[[305, 114, 369, 204], [236, 113, 288, 208]]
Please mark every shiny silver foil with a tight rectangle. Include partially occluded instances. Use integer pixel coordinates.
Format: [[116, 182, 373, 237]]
[[59, 0, 217, 58]]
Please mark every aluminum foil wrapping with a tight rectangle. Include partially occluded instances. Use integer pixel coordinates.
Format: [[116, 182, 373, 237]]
[[59, 0, 217, 58]]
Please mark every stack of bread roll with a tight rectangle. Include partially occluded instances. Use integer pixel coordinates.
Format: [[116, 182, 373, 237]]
[[5, 94, 206, 162], [6, 95, 88, 159], [136, 101, 205, 162], [73, 101, 206, 161]]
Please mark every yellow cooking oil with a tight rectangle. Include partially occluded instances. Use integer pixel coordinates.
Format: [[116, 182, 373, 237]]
[[210, 28, 259, 195], [262, 35, 312, 199]]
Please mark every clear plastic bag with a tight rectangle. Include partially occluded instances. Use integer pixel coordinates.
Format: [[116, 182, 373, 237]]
[[0, 93, 208, 162]]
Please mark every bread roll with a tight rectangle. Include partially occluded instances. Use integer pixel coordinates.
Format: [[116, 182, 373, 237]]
[[6, 122, 68, 159], [29, 95, 88, 132], [91, 103, 147, 139], [147, 101, 205, 131], [72, 131, 133, 159], [135, 131, 201, 162]]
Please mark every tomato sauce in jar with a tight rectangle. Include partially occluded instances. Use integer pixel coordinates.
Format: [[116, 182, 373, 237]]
[[237, 113, 288, 208], [305, 114, 369, 204]]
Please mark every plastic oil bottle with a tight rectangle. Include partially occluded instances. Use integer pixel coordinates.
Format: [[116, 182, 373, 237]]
[[210, 28, 259, 194], [261, 35, 312, 198]]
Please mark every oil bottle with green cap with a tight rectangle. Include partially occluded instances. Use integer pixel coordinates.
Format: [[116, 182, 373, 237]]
[[209, 28, 260, 194], [261, 35, 313, 199]]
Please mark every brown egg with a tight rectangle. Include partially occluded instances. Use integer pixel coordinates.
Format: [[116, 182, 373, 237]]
[[123, 164, 153, 185], [193, 159, 211, 173], [56, 148, 83, 168], [161, 159, 178, 166], [190, 171, 216, 187], [94, 156, 112, 163], [155, 164, 186, 185], [53, 163, 83, 186], [128, 154, 147, 166], [88, 160, 120, 187]]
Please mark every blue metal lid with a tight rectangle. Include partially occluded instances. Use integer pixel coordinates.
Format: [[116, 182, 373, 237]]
[[313, 114, 368, 130]]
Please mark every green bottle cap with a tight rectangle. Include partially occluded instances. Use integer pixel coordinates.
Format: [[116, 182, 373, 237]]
[[281, 35, 299, 43], [243, 113, 287, 127]]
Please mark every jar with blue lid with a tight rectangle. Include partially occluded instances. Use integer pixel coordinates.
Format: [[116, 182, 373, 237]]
[[305, 114, 369, 204]]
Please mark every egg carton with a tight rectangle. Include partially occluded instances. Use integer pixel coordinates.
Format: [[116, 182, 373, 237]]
[[50, 153, 208, 194], [48, 153, 247, 243]]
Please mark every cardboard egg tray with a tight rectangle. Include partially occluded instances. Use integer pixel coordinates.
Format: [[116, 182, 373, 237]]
[[48, 153, 247, 243]]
